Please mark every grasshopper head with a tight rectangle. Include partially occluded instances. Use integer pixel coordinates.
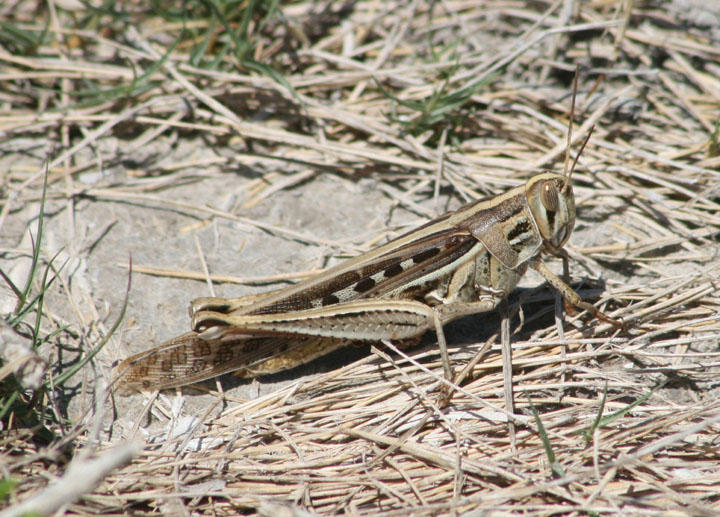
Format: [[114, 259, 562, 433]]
[[526, 172, 576, 253]]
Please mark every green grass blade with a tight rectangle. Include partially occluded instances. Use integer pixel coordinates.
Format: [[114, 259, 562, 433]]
[[528, 395, 565, 478], [18, 168, 49, 313], [52, 255, 132, 386]]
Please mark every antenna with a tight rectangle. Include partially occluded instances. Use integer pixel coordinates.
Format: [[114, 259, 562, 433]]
[[566, 125, 595, 192], [562, 67, 580, 180], [561, 67, 596, 193]]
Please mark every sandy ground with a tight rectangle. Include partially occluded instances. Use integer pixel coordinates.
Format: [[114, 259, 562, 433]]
[[2, 0, 720, 514]]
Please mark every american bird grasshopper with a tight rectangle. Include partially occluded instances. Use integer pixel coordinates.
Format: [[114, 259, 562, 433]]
[[115, 164, 620, 391]]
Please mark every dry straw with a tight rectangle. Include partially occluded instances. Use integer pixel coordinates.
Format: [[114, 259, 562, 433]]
[[1, 0, 719, 515]]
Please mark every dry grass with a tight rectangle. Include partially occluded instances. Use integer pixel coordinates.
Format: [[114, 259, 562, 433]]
[[1, 0, 720, 515]]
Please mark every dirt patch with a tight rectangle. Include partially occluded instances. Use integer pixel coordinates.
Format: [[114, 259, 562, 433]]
[[2, 1, 720, 515]]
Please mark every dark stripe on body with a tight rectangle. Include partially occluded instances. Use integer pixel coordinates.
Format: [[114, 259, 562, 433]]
[[507, 220, 531, 242], [250, 232, 476, 314]]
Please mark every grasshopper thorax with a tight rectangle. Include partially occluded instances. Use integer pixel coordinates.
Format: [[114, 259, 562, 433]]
[[526, 172, 576, 253]]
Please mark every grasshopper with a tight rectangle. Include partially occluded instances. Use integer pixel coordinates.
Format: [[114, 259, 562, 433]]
[[115, 161, 620, 391]]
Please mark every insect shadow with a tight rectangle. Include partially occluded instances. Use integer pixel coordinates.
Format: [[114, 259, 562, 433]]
[[191, 280, 610, 393]]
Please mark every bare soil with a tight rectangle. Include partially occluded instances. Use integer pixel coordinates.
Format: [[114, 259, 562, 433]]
[[1, 1, 719, 515]]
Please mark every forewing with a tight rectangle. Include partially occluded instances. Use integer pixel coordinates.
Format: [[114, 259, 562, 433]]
[[243, 228, 476, 315], [115, 331, 354, 391]]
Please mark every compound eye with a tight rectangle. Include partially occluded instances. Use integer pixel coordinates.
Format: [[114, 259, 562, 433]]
[[541, 182, 560, 212]]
